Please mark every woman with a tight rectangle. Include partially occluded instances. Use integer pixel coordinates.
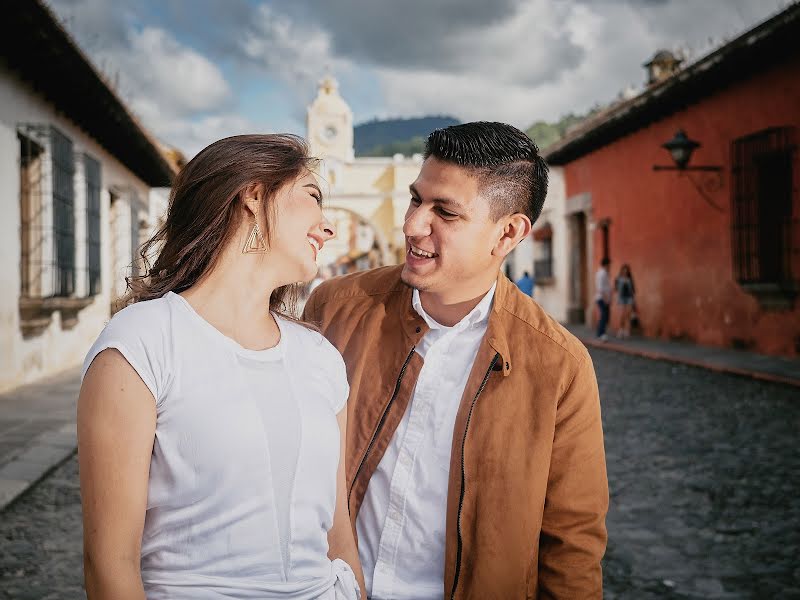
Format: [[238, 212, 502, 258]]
[[615, 263, 636, 339], [78, 135, 365, 599]]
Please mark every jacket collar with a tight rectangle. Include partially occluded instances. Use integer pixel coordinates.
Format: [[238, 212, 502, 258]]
[[486, 272, 513, 377], [398, 270, 513, 377]]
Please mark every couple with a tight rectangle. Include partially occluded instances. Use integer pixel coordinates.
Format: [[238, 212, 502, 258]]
[[78, 123, 608, 600]]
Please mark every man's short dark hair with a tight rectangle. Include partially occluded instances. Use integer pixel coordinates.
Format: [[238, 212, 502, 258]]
[[425, 121, 549, 224]]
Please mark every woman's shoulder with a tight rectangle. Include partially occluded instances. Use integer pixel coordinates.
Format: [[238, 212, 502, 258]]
[[103, 295, 175, 337], [84, 295, 177, 401], [278, 317, 344, 367]]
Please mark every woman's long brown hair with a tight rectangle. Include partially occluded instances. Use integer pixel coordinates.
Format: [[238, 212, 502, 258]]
[[126, 134, 319, 318]]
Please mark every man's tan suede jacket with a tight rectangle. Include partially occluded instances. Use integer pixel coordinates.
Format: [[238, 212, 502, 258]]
[[304, 265, 608, 600]]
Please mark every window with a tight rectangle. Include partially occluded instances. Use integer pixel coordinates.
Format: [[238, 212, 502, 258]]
[[731, 127, 797, 295], [85, 154, 102, 295], [130, 193, 142, 279], [19, 129, 46, 298], [533, 223, 553, 280], [51, 126, 76, 297], [18, 125, 93, 337]]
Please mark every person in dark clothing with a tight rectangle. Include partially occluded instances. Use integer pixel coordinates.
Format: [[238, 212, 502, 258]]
[[614, 264, 635, 339]]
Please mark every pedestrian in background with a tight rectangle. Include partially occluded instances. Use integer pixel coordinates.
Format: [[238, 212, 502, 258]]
[[615, 263, 636, 339], [595, 257, 612, 341], [77, 135, 364, 599], [515, 270, 535, 297]]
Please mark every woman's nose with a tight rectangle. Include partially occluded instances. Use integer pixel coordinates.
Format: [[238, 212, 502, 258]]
[[320, 216, 336, 240]]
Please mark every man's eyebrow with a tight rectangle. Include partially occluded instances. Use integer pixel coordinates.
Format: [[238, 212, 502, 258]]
[[409, 184, 465, 211]]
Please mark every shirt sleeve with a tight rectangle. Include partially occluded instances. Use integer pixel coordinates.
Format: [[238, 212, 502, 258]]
[[81, 303, 171, 405]]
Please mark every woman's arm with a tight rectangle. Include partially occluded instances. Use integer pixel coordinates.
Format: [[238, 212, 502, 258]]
[[78, 349, 156, 600], [328, 405, 366, 598]]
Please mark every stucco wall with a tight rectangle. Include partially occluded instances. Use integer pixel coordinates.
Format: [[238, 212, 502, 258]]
[[562, 54, 800, 356], [506, 166, 569, 322], [0, 65, 152, 391]]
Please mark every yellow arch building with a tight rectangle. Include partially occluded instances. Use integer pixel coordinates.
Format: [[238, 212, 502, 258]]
[[306, 76, 422, 271]]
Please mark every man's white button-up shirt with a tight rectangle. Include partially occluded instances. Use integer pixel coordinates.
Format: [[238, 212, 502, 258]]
[[356, 283, 496, 600]]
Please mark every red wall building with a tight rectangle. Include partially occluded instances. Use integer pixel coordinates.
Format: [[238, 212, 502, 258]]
[[546, 6, 800, 357]]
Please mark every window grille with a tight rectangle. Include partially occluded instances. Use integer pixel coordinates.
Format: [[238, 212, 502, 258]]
[[85, 154, 102, 295], [130, 193, 141, 279], [534, 237, 553, 279], [18, 127, 47, 298], [731, 127, 797, 285], [50, 126, 76, 297]]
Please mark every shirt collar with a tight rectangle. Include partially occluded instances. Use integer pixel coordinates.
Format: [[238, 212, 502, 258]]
[[412, 282, 497, 332]]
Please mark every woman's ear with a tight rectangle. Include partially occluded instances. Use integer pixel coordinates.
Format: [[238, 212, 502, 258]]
[[241, 183, 265, 219]]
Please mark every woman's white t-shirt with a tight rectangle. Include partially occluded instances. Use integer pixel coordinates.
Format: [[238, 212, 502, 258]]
[[82, 292, 358, 599]]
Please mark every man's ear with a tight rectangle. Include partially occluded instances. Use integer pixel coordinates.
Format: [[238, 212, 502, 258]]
[[492, 214, 532, 258]]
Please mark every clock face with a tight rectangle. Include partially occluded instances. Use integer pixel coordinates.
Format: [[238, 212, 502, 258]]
[[322, 124, 338, 142]]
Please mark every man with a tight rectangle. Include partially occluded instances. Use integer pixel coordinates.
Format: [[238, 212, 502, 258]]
[[595, 257, 612, 341], [305, 122, 608, 599], [515, 270, 535, 297]]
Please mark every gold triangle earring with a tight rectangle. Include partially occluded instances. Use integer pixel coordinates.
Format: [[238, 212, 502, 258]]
[[242, 222, 267, 254]]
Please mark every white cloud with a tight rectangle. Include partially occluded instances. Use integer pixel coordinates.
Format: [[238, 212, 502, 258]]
[[126, 27, 231, 114], [47, 0, 789, 152]]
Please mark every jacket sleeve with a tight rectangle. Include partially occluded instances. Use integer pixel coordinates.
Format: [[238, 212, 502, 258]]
[[538, 352, 608, 599]]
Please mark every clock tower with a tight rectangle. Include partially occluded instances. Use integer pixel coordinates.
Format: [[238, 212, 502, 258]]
[[306, 75, 354, 161]]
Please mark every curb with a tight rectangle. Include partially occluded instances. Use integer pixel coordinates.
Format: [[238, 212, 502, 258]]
[[577, 336, 800, 389], [0, 422, 77, 511]]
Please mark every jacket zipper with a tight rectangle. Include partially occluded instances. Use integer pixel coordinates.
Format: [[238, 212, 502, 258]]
[[347, 347, 416, 511], [450, 352, 500, 600]]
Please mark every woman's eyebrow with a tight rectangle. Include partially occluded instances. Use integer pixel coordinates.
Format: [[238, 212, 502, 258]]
[[303, 183, 323, 197]]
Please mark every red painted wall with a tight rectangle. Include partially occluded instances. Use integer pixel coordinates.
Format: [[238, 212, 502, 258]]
[[564, 54, 800, 356]]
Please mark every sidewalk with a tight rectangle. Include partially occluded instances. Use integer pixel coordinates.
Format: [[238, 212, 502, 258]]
[[567, 324, 800, 388], [0, 367, 80, 510]]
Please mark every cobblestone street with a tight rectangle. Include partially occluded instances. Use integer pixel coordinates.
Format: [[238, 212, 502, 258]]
[[1, 348, 799, 599]]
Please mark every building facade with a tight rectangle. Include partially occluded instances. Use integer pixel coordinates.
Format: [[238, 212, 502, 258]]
[[0, 2, 175, 391], [546, 5, 800, 356], [306, 76, 422, 270], [504, 167, 574, 322]]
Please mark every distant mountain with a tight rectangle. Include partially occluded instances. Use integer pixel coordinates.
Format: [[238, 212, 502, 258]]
[[526, 106, 605, 151], [355, 116, 460, 157]]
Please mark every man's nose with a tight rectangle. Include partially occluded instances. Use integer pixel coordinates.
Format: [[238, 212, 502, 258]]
[[403, 205, 432, 238]]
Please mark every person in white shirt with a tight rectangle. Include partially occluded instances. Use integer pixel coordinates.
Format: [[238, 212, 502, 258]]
[[78, 135, 365, 599], [594, 257, 612, 341]]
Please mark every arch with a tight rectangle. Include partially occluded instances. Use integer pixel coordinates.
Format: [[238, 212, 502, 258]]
[[321, 204, 393, 269]]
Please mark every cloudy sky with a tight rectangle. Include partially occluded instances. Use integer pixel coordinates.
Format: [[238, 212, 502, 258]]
[[49, 0, 789, 157]]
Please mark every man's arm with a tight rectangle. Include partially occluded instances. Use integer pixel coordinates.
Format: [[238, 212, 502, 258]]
[[538, 353, 608, 599]]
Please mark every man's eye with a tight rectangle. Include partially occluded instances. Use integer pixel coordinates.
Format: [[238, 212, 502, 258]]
[[436, 207, 457, 218], [410, 197, 421, 206]]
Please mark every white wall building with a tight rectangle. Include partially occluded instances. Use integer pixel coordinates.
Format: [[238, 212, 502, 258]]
[[505, 166, 570, 322], [0, 1, 176, 392]]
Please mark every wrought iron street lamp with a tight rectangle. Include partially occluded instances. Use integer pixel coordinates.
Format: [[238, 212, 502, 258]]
[[653, 129, 722, 172], [653, 129, 724, 210]]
